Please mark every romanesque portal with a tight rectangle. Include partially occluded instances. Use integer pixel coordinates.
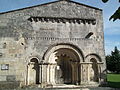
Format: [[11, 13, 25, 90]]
[[27, 44, 103, 86]]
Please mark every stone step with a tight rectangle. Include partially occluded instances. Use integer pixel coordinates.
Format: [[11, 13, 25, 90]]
[[4, 87, 119, 90]]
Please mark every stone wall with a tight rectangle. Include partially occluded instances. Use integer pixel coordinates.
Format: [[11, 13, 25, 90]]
[[0, 0, 105, 88]]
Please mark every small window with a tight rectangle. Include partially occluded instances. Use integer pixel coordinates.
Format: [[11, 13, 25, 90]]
[[1, 64, 9, 70], [3, 43, 6, 48], [85, 32, 93, 39]]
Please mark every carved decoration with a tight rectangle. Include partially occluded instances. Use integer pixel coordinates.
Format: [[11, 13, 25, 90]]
[[28, 17, 96, 25], [25, 37, 92, 41]]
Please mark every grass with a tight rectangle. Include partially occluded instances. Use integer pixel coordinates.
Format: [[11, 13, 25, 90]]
[[107, 73, 120, 88]]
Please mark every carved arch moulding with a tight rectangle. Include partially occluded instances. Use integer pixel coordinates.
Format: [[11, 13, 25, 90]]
[[42, 43, 85, 63]]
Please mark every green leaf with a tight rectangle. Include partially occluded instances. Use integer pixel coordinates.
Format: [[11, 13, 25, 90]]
[[109, 7, 120, 21]]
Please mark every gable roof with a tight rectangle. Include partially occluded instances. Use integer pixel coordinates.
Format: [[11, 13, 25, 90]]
[[0, 0, 102, 15]]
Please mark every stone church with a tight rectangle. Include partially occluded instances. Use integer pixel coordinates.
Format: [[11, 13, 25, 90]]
[[0, 0, 106, 88]]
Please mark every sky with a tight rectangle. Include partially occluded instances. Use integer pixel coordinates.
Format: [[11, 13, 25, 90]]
[[0, 0, 120, 55]]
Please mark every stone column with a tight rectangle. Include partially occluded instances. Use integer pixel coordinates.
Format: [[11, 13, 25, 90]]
[[27, 63, 36, 85], [27, 64, 30, 85], [39, 61, 44, 85], [50, 64, 57, 85], [80, 63, 85, 84], [40, 63, 43, 84], [80, 63, 89, 84], [50, 65, 54, 84], [87, 63, 93, 83], [49, 64, 54, 85], [39, 64, 42, 84], [74, 62, 79, 85], [53, 64, 56, 84], [78, 63, 81, 84], [86, 64, 89, 83], [87, 63, 91, 83], [46, 64, 50, 84], [98, 62, 103, 83], [71, 63, 75, 84], [77, 62, 80, 85], [42, 64, 48, 84]]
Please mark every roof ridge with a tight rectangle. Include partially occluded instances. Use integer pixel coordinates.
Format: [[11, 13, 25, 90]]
[[0, 0, 102, 15]]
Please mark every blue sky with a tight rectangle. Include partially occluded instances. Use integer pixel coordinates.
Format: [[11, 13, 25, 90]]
[[0, 0, 120, 55]]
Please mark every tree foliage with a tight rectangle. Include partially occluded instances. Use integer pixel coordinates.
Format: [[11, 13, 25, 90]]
[[106, 46, 120, 73], [101, 0, 120, 21]]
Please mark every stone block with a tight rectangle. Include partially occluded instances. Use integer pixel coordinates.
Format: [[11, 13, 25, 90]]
[[6, 75, 16, 81], [0, 76, 6, 81]]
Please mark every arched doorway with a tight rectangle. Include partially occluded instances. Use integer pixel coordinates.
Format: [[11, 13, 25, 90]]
[[90, 58, 99, 82], [27, 58, 40, 85], [44, 44, 84, 85], [54, 48, 80, 84], [85, 54, 102, 84]]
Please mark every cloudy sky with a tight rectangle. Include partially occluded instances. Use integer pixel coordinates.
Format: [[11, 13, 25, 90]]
[[0, 0, 120, 55]]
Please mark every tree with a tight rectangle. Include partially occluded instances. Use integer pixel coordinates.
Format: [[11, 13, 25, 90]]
[[106, 46, 120, 73], [101, 0, 120, 21]]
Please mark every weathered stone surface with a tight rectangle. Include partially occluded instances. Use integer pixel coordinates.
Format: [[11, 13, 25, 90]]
[[0, 0, 105, 88]]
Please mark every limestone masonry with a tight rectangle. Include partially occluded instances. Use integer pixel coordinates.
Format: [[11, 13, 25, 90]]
[[0, 0, 106, 88]]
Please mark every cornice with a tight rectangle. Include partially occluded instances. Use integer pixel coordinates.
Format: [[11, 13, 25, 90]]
[[28, 16, 96, 25]]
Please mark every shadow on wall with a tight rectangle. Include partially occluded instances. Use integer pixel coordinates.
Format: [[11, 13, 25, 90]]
[[0, 81, 20, 89]]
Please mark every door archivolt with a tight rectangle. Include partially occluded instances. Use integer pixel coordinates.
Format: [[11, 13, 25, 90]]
[[46, 48, 81, 85]]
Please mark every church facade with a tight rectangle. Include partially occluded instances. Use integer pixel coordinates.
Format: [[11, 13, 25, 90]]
[[0, 0, 106, 88]]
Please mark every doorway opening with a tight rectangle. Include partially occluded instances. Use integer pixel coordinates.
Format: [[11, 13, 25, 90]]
[[90, 58, 99, 82], [27, 58, 40, 85], [48, 48, 80, 85]]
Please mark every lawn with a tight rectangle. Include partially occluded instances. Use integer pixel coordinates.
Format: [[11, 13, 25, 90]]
[[107, 73, 120, 88]]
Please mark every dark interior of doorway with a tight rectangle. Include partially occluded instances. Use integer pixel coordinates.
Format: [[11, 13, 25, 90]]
[[30, 58, 40, 84]]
